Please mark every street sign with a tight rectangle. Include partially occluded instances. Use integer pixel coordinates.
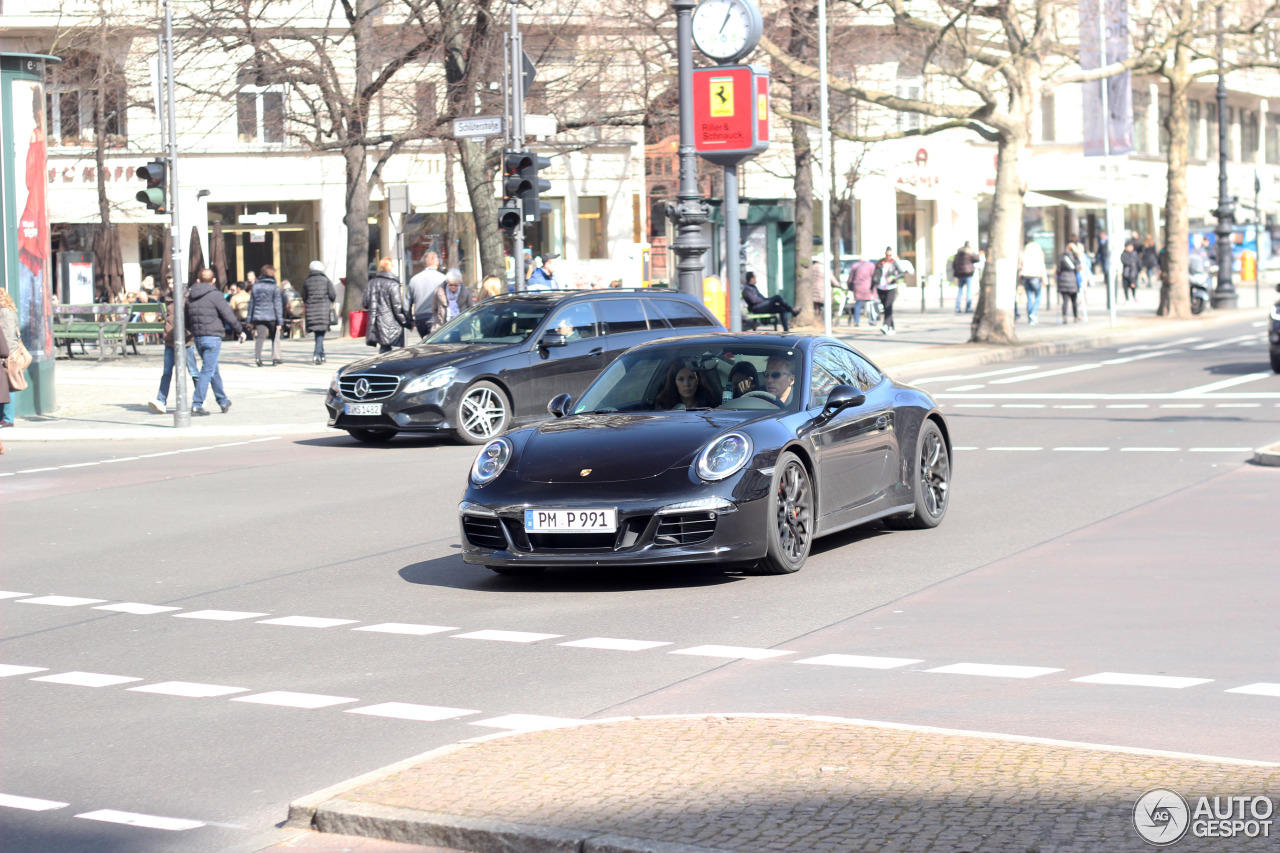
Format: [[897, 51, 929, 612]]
[[452, 115, 504, 139], [691, 64, 770, 166], [521, 50, 536, 98], [238, 212, 287, 225]]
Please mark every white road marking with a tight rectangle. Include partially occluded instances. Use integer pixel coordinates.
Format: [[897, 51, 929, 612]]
[[230, 691, 358, 709], [451, 629, 563, 643], [469, 714, 590, 731], [1226, 683, 1280, 697], [952, 446, 978, 451], [0, 591, 31, 599], [1117, 337, 1202, 353], [954, 404, 994, 408], [1072, 672, 1212, 689], [795, 654, 923, 669], [346, 702, 479, 722], [1217, 403, 1261, 408], [1120, 447, 1180, 452], [59, 462, 100, 468], [1159, 403, 1204, 409], [1053, 447, 1109, 452], [925, 663, 1063, 679], [256, 616, 360, 629], [1189, 447, 1253, 453], [16, 468, 58, 473], [172, 610, 270, 621], [1193, 334, 1262, 350], [911, 365, 1040, 384], [17, 595, 107, 607], [671, 645, 794, 660], [945, 384, 985, 392], [1106, 404, 1149, 409], [0, 794, 68, 811], [32, 671, 143, 687], [129, 681, 250, 698], [0, 665, 48, 677], [1054, 404, 1096, 409], [94, 602, 181, 615], [352, 623, 459, 635], [988, 446, 1042, 451], [989, 363, 1101, 384], [75, 809, 205, 831], [100, 457, 140, 463], [559, 637, 674, 651], [1176, 372, 1274, 395], [1101, 350, 1181, 365], [137, 451, 181, 458], [1001, 404, 1045, 408]]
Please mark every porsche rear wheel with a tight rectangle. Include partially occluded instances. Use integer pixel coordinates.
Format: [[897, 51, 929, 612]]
[[897, 420, 950, 529], [751, 451, 813, 575], [455, 381, 511, 445]]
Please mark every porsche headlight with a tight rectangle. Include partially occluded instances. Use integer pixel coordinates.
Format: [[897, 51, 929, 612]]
[[471, 437, 513, 485], [403, 366, 457, 395], [695, 432, 753, 482]]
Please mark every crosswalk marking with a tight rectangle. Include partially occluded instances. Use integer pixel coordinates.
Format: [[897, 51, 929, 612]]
[[128, 681, 250, 698], [469, 714, 589, 731], [1193, 334, 1261, 350], [1072, 672, 1212, 689], [352, 623, 459, 635], [18, 596, 107, 607], [796, 654, 922, 669], [256, 616, 360, 629], [31, 671, 142, 687], [75, 809, 205, 831], [671, 645, 793, 660], [925, 663, 1062, 679], [989, 363, 1101, 385], [559, 637, 673, 651], [346, 702, 479, 722], [94, 602, 181, 615], [173, 610, 270, 621], [230, 691, 358, 709], [1176, 372, 1273, 395], [1226, 683, 1280, 697], [452, 629, 563, 643], [0, 794, 69, 811], [0, 665, 48, 677]]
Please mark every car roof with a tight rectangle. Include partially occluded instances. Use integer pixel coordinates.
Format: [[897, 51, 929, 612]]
[[627, 331, 820, 351], [486, 288, 705, 304]]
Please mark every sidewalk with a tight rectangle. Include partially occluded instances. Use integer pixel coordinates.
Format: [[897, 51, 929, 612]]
[[6, 285, 1269, 442], [283, 714, 1279, 853]]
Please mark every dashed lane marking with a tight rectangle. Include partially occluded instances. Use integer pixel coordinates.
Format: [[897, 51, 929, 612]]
[[1193, 334, 1264, 350], [0, 665, 47, 677], [452, 629, 564, 643], [94, 602, 182, 614], [18, 595, 108, 607], [346, 702, 480, 722], [30, 671, 143, 687], [671, 645, 795, 660], [1072, 672, 1213, 689], [172, 610, 270, 621], [0, 794, 68, 811], [795, 654, 923, 669], [230, 691, 358, 709], [909, 365, 1041, 384], [925, 663, 1064, 679], [0, 591, 31, 599], [75, 809, 205, 831], [128, 681, 250, 698], [470, 714, 591, 730], [559, 637, 674, 651], [352, 623, 459, 635], [257, 616, 360, 629], [1227, 683, 1280, 697]]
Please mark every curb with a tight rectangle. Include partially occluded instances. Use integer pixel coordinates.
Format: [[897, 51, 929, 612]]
[[1251, 442, 1280, 466], [288, 713, 1279, 853]]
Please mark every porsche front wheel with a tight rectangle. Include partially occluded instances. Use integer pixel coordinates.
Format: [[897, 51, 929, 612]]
[[751, 451, 813, 575]]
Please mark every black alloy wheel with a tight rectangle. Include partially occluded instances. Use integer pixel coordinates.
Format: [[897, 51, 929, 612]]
[[455, 380, 511, 445], [751, 451, 813, 575], [347, 428, 398, 444], [899, 420, 949, 529]]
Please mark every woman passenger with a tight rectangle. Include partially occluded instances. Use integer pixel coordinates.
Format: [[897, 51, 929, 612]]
[[655, 362, 718, 410]]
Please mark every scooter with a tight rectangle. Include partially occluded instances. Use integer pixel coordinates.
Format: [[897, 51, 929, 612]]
[[1189, 269, 1212, 315]]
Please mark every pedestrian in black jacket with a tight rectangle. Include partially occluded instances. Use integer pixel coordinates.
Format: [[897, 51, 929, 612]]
[[186, 268, 247, 415], [1140, 235, 1159, 288], [364, 257, 411, 353], [247, 264, 284, 366], [741, 271, 799, 331], [303, 261, 337, 364]]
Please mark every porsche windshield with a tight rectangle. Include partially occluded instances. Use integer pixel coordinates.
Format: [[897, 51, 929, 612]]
[[426, 299, 551, 345], [573, 344, 803, 414]]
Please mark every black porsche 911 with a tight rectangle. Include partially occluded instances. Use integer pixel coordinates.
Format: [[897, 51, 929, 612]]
[[458, 333, 951, 576]]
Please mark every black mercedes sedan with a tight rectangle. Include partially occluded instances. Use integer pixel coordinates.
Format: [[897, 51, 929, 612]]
[[459, 334, 951, 575], [326, 289, 723, 443]]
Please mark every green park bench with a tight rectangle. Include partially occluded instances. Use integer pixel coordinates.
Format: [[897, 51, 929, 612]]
[[52, 304, 130, 360], [744, 311, 781, 331], [124, 302, 166, 353]]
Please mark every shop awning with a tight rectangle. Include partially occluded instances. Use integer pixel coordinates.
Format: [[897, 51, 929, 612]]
[[1024, 189, 1109, 208]]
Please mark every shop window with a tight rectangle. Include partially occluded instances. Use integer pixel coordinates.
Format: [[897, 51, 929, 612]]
[[1266, 113, 1280, 165], [46, 51, 126, 147], [896, 83, 922, 132], [578, 197, 607, 260], [1189, 100, 1201, 159]]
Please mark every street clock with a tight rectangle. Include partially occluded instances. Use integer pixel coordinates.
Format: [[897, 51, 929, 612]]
[[691, 0, 763, 64]]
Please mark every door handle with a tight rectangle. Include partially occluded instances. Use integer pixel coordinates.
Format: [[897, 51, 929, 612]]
[[589, 347, 604, 356], [875, 415, 890, 430]]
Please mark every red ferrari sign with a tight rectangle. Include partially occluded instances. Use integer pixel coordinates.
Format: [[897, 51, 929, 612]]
[[692, 65, 770, 166]]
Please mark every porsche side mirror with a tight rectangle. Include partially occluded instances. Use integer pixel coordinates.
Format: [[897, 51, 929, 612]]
[[548, 393, 573, 418], [540, 332, 568, 349], [822, 385, 865, 416]]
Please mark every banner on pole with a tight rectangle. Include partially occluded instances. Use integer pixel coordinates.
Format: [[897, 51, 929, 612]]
[[1079, 0, 1134, 156]]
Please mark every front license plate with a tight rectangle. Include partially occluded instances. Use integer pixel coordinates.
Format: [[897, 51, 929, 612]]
[[524, 508, 617, 533], [345, 402, 383, 416]]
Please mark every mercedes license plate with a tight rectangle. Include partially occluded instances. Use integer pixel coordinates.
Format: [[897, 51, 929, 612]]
[[345, 402, 382, 416], [524, 508, 617, 533]]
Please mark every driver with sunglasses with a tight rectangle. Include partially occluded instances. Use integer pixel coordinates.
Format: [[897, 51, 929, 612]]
[[763, 354, 795, 404]]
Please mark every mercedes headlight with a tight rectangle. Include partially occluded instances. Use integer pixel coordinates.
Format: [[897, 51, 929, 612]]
[[403, 366, 457, 395], [471, 437, 513, 485], [329, 370, 340, 395], [695, 432, 753, 482]]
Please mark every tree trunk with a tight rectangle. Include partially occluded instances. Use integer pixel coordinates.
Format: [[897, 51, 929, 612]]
[[457, 140, 504, 278], [445, 144, 459, 269], [969, 128, 1024, 344], [788, 0, 817, 325], [1158, 38, 1192, 318], [342, 142, 371, 320]]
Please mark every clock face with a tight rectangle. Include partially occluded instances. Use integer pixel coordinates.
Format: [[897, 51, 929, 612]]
[[691, 0, 759, 62]]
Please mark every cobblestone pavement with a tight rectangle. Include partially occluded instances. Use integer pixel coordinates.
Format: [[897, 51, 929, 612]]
[[293, 715, 1280, 853]]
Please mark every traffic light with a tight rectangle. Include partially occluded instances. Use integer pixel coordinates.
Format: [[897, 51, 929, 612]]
[[498, 199, 523, 232], [135, 159, 167, 213], [502, 149, 552, 223]]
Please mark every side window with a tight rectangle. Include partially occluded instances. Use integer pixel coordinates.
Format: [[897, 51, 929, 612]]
[[547, 302, 598, 340], [595, 298, 649, 334], [653, 299, 715, 328], [833, 348, 883, 392], [640, 300, 671, 329], [809, 362, 841, 408], [812, 346, 856, 407]]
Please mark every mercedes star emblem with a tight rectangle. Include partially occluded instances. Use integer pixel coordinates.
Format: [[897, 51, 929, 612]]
[[354, 378, 371, 399]]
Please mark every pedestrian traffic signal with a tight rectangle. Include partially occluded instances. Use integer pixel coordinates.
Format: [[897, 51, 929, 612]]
[[502, 149, 552, 223], [135, 159, 167, 213]]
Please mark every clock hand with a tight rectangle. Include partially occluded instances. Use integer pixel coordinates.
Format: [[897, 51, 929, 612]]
[[719, 5, 732, 33]]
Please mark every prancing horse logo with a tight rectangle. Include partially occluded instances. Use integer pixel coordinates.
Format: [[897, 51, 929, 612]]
[[580, 469, 592, 477], [354, 378, 371, 399]]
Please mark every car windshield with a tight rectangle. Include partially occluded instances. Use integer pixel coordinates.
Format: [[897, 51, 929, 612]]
[[572, 343, 803, 414], [426, 299, 551, 345]]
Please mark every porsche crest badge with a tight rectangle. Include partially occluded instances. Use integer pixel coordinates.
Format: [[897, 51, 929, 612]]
[[580, 469, 592, 477]]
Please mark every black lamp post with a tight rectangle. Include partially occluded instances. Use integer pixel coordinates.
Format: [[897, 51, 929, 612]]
[[666, 0, 710, 298], [1212, 4, 1238, 309]]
